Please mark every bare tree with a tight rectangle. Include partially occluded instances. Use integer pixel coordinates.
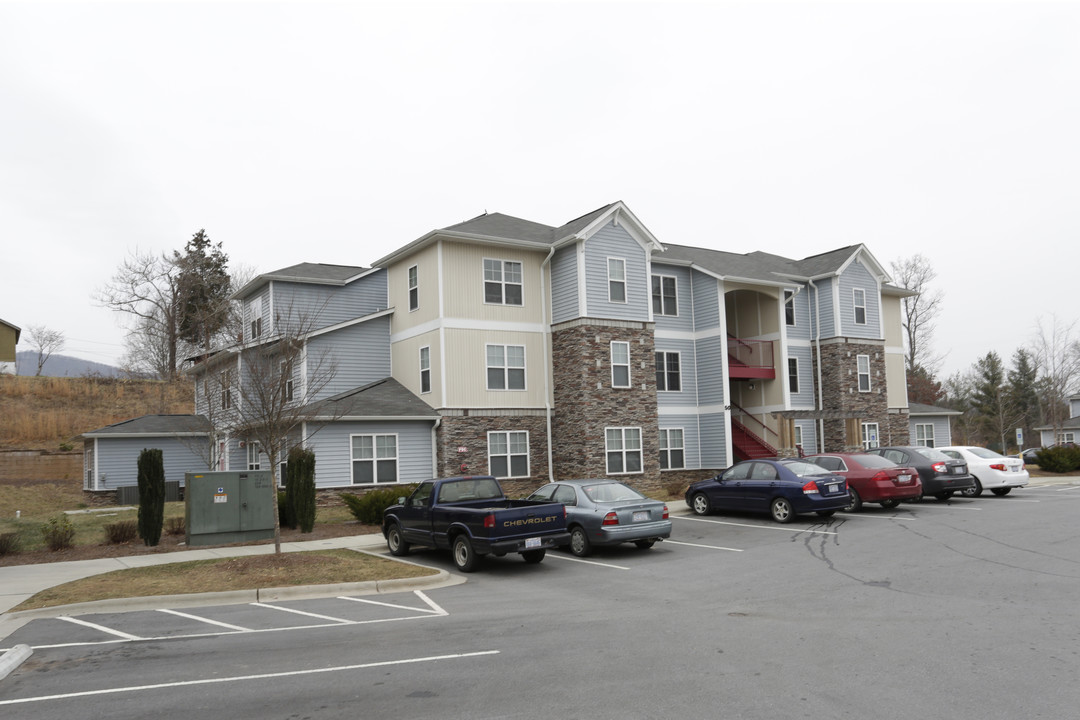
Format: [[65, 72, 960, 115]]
[[26, 325, 66, 376], [1032, 315, 1080, 444], [890, 254, 945, 376]]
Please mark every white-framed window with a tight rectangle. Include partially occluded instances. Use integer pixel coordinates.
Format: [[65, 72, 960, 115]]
[[217, 440, 227, 471], [1058, 432, 1075, 444], [861, 422, 880, 450], [794, 424, 804, 450], [486, 344, 526, 390], [483, 258, 523, 306], [220, 370, 233, 410], [853, 288, 867, 325], [611, 341, 631, 388], [785, 290, 796, 326], [281, 361, 294, 402], [915, 423, 935, 448], [488, 431, 530, 478], [408, 265, 419, 312], [655, 351, 681, 391], [659, 428, 684, 470], [419, 346, 431, 394], [788, 357, 799, 394], [351, 434, 398, 484], [606, 427, 643, 474], [652, 275, 678, 316], [608, 258, 627, 303], [857, 354, 871, 392], [247, 440, 261, 470], [249, 298, 263, 339]]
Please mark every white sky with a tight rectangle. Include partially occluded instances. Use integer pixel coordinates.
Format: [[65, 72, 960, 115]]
[[2, 0, 1077, 379]]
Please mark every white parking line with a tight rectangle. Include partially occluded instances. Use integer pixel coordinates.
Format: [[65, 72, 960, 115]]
[[0, 650, 502, 706], [156, 609, 249, 631], [673, 516, 837, 535], [665, 540, 743, 552], [57, 616, 141, 641], [1056, 485, 1080, 492], [547, 554, 629, 570], [338, 592, 446, 616], [250, 603, 351, 624]]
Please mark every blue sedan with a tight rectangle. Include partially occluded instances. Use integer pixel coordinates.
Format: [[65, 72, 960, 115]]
[[526, 479, 672, 557], [685, 459, 850, 523]]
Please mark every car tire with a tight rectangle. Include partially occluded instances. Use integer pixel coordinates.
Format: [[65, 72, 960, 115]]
[[934, 491, 953, 501], [844, 487, 862, 513], [691, 493, 712, 516], [386, 522, 410, 557], [569, 526, 592, 557], [634, 540, 656, 550], [991, 487, 1012, 496], [770, 497, 794, 523], [521, 549, 546, 564], [961, 477, 983, 498], [452, 534, 480, 572], [879, 499, 901, 509]]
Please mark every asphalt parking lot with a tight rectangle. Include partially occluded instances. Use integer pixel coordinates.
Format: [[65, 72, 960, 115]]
[[4, 482, 1080, 720]]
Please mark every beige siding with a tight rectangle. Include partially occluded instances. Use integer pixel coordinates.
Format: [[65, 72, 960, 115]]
[[443, 328, 548, 408], [885, 350, 908, 409], [882, 295, 904, 347], [391, 331, 441, 407], [725, 287, 780, 338], [441, 242, 547, 323], [387, 243, 441, 331]]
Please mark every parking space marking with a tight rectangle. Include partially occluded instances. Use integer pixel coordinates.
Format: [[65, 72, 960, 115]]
[[249, 603, 351, 624], [58, 616, 142, 641], [665, 540, 743, 552], [547, 554, 629, 570], [673, 516, 838, 535], [0, 650, 502, 707], [339, 590, 446, 615], [156, 609, 249, 631], [1055, 485, 1080, 492]]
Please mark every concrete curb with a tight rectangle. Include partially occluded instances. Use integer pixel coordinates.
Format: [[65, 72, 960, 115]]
[[0, 643, 32, 681]]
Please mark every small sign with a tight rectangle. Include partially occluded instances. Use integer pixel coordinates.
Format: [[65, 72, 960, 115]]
[[214, 493, 228, 504], [1016, 428, 1024, 446], [457, 446, 468, 453]]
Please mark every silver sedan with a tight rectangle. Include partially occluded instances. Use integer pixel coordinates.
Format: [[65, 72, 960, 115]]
[[526, 479, 672, 557]]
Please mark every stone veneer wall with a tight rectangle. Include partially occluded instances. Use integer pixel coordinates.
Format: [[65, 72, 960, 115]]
[[815, 342, 889, 451], [885, 410, 911, 447], [551, 321, 662, 493], [433, 413, 550, 493]]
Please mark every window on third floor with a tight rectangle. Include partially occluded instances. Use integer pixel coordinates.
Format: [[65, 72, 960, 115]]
[[484, 259, 523, 306], [408, 265, 419, 312], [652, 275, 677, 316], [608, 258, 627, 303], [853, 288, 867, 325]]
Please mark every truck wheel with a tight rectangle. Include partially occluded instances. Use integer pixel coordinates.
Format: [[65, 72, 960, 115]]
[[386, 523, 410, 557], [452, 535, 480, 572], [522, 549, 546, 564]]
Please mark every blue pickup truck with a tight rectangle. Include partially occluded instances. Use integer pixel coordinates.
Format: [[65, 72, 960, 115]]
[[382, 476, 569, 572]]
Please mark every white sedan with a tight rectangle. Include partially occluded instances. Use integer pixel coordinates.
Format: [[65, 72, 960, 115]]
[[938, 446, 1029, 497]]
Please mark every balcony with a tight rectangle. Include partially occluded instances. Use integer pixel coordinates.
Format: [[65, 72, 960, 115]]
[[728, 336, 775, 379]]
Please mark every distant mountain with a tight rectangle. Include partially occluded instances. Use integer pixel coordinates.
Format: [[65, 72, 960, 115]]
[[9, 351, 125, 378]]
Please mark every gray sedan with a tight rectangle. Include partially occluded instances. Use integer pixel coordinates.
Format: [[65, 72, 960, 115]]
[[526, 479, 672, 557]]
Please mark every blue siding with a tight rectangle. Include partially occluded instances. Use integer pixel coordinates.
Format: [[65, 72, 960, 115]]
[[305, 420, 435, 487], [550, 245, 579, 324], [656, 338, 698, 409], [813, 278, 836, 338], [95, 437, 210, 490], [659, 415, 701, 471], [786, 288, 812, 341], [788, 346, 815, 408], [699, 412, 729, 469], [910, 416, 952, 447], [795, 420, 818, 454], [690, 270, 721, 331], [583, 222, 650, 321], [695, 335, 727, 406], [265, 270, 388, 334], [838, 260, 880, 339], [307, 316, 392, 399], [651, 263, 694, 332]]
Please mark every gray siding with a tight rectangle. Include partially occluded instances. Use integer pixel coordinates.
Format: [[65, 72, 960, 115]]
[[583, 221, 650, 321], [651, 263, 694, 332], [786, 287, 813, 341], [656, 338, 698, 409], [95, 437, 210, 490], [690, 270, 721, 331], [910, 416, 952, 447], [838, 260, 881, 339], [266, 270, 388, 334], [795, 420, 818, 454], [305, 420, 436, 487], [659, 414, 701, 471], [550, 245, 580, 324], [306, 316, 392, 399], [812, 278, 836, 338], [695, 335, 727, 407], [787, 345, 815, 408], [699, 412, 729, 470]]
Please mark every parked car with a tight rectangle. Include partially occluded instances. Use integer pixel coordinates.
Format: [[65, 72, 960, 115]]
[[863, 446, 976, 500], [685, 458, 849, 523], [804, 453, 921, 511], [938, 446, 1029, 497], [1021, 447, 1042, 464], [525, 479, 671, 557]]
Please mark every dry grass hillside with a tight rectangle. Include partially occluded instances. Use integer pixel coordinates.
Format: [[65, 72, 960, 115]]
[[0, 374, 194, 450]]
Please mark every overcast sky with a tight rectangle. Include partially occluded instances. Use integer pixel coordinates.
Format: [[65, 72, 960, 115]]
[[2, 0, 1077, 380]]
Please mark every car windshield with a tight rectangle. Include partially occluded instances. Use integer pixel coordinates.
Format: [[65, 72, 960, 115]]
[[966, 447, 1005, 459], [913, 447, 950, 461], [781, 460, 831, 478], [583, 483, 644, 503], [853, 454, 897, 468]]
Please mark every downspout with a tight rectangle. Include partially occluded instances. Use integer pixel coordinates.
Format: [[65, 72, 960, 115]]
[[809, 278, 824, 453], [431, 416, 442, 476], [541, 244, 558, 481]]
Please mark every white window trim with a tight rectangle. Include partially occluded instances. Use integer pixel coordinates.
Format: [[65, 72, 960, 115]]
[[482, 257, 524, 307], [861, 422, 880, 450], [788, 356, 800, 394], [249, 298, 263, 339], [350, 433, 400, 485], [857, 354, 871, 392], [247, 440, 261, 470], [785, 290, 796, 327], [419, 345, 431, 394], [487, 430, 531, 479], [611, 341, 631, 389], [794, 424, 804, 449], [605, 426, 644, 475], [656, 350, 681, 392], [607, 257, 627, 304], [853, 288, 867, 325], [915, 423, 935, 447], [659, 427, 685, 470], [486, 343, 527, 391], [652, 274, 679, 317], [408, 264, 419, 312]]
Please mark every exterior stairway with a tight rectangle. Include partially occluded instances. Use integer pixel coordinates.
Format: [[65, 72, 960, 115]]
[[732, 418, 777, 461]]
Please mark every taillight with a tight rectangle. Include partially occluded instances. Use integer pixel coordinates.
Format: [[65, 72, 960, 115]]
[[484, 514, 495, 529], [989, 463, 1006, 471], [871, 470, 890, 482], [662, 504, 669, 520], [932, 462, 947, 474], [802, 481, 820, 495], [602, 512, 619, 526]]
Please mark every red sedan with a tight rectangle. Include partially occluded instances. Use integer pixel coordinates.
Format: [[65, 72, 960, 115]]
[[805, 453, 922, 511]]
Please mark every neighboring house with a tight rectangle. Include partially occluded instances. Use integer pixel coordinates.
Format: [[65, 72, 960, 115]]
[[1034, 395, 1080, 447], [185, 201, 913, 495], [0, 317, 19, 373], [908, 402, 962, 448], [81, 415, 212, 493]]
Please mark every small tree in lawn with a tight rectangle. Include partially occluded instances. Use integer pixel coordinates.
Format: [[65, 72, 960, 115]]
[[286, 446, 317, 533], [137, 448, 166, 547]]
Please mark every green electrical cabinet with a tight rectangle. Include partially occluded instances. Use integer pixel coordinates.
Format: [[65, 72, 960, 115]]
[[185, 470, 275, 547]]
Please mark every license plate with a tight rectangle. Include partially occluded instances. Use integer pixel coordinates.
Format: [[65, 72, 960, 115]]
[[952, 467, 964, 474], [632, 511, 650, 522], [827, 483, 839, 493], [525, 537, 541, 549], [897, 474, 911, 483]]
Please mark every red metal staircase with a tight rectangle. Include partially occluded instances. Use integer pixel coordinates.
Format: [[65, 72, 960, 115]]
[[731, 417, 777, 461]]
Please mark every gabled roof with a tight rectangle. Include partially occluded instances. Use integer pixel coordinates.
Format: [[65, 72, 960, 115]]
[[233, 263, 373, 300], [908, 402, 962, 417], [0, 317, 20, 343], [303, 377, 440, 421], [82, 414, 212, 438]]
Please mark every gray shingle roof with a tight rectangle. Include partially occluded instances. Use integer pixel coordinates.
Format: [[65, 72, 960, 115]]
[[83, 414, 212, 437], [908, 402, 962, 416], [234, 263, 370, 300], [304, 377, 440, 419]]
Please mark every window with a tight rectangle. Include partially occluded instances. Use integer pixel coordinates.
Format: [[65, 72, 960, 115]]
[[785, 290, 796, 326], [853, 288, 867, 325], [659, 428, 684, 470], [220, 371, 233, 410], [788, 357, 799, 394], [217, 440, 227, 471], [249, 298, 263, 339], [608, 258, 626, 303], [483, 259, 523, 305], [655, 351, 681, 391], [281, 361, 293, 402], [606, 427, 643, 474], [861, 422, 880, 450], [794, 424, 804, 450], [813, 456, 844, 472], [652, 275, 677, 316], [857, 354, 871, 392], [611, 341, 631, 388], [351, 434, 398, 484], [915, 423, 935, 448], [1058, 432, 1075, 444], [487, 344, 525, 390], [247, 440, 261, 470], [408, 265, 419, 312], [488, 431, 529, 478], [419, 346, 431, 394]]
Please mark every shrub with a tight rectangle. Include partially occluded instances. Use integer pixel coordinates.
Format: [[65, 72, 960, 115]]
[[285, 447, 317, 533], [341, 486, 416, 525], [104, 519, 139, 544], [137, 448, 165, 546], [0, 532, 22, 556], [165, 516, 186, 536], [41, 515, 76, 551], [277, 490, 291, 529], [1035, 445, 1080, 473]]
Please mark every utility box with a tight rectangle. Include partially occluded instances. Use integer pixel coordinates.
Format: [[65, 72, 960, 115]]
[[185, 471, 275, 547]]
